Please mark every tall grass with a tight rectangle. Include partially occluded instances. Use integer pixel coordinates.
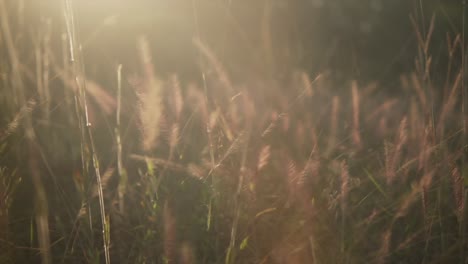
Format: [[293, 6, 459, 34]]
[[63, 0, 110, 263], [0, 1, 467, 264]]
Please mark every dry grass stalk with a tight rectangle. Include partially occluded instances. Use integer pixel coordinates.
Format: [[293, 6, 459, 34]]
[[377, 229, 392, 264], [0, 99, 36, 141], [409, 98, 420, 141], [257, 145, 271, 171], [451, 165, 465, 221], [418, 130, 428, 171], [396, 229, 425, 251], [358, 209, 378, 227], [326, 96, 340, 156], [310, 128, 319, 153], [28, 142, 51, 264], [424, 14, 436, 55], [361, 81, 378, 98], [212, 131, 246, 173], [187, 84, 208, 120], [438, 71, 462, 136], [351, 81, 361, 148], [169, 123, 180, 150], [187, 163, 206, 180], [170, 74, 184, 121], [396, 116, 408, 149], [130, 154, 206, 179], [193, 38, 233, 95], [217, 110, 235, 142], [281, 113, 290, 133], [137, 37, 163, 152], [301, 72, 314, 97], [84, 80, 117, 115], [447, 33, 461, 57], [423, 56, 432, 81], [261, 113, 279, 138], [384, 145, 393, 184], [395, 170, 434, 219], [35, 19, 52, 124], [287, 159, 298, 184], [115, 64, 127, 214], [386, 117, 407, 184], [286, 158, 299, 204], [63, 2, 113, 261], [340, 161, 350, 209], [410, 15, 425, 54], [410, 73, 427, 113], [0, 167, 19, 262], [421, 182, 429, 224], [444, 33, 461, 97], [50, 64, 117, 119], [307, 158, 320, 181], [365, 99, 398, 123], [410, 13, 435, 80], [91, 167, 114, 199], [295, 122, 306, 148]]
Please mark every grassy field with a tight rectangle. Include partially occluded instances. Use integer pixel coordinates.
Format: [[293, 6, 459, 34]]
[[0, 1, 467, 263]]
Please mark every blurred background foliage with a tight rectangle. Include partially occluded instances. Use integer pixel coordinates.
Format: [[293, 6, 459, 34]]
[[24, 0, 465, 85]]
